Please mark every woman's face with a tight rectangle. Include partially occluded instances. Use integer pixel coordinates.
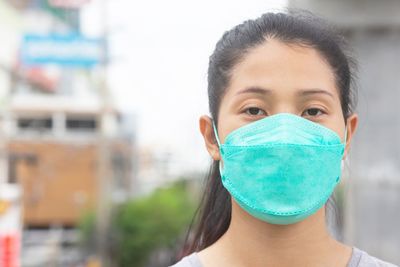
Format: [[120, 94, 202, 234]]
[[200, 38, 358, 161]]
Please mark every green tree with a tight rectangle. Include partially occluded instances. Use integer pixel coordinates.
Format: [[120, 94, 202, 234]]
[[79, 181, 197, 267]]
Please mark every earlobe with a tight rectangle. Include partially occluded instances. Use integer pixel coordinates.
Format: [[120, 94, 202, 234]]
[[199, 115, 221, 161]]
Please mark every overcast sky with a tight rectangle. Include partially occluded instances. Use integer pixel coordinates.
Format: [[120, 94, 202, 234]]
[[82, 0, 287, 174]]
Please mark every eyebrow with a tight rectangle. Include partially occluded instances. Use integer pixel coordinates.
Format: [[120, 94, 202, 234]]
[[236, 87, 334, 99], [236, 86, 272, 96], [296, 88, 334, 99]]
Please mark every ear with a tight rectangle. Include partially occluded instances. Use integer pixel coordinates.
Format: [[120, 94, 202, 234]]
[[199, 115, 221, 161], [343, 113, 358, 159]]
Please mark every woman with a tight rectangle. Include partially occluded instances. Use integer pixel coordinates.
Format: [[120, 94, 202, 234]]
[[171, 10, 398, 267]]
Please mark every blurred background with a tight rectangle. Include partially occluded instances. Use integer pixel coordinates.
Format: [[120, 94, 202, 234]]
[[0, 0, 398, 266]]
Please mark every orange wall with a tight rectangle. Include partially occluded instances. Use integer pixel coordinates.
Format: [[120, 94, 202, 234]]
[[10, 142, 99, 227]]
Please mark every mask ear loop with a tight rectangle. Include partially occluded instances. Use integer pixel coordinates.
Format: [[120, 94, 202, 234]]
[[342, 125, 348, 164], [341, 125, 349, 175], [212, 120, 221, 147], [212, 120, 224, 172]]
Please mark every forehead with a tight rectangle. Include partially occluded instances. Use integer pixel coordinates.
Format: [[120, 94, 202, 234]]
[[227, 38, 338, 98]]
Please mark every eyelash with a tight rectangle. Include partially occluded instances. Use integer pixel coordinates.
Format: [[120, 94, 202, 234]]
[[244, 107, 267, 116], [243, 107, 326, 118], [301, 108, 326, 117]]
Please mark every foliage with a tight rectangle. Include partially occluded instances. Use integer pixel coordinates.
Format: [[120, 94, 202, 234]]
[[79, 180, 197, 267], [78, 209, 97, 253]]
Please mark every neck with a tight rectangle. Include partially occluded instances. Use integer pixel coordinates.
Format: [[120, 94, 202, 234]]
[[200, 200, 351, 267]]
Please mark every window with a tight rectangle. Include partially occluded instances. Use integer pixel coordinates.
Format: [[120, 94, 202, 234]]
[[66, 117, 97, 132], [17, 117, 53, 132]]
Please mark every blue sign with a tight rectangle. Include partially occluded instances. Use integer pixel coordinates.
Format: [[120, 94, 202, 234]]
[[21, 34, 104, 68]]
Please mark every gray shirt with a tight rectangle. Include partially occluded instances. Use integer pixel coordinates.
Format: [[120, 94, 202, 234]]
[[170, 247, 398, 267]]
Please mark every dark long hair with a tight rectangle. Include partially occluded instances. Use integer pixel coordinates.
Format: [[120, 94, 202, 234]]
[[183, 9, 357, 255]]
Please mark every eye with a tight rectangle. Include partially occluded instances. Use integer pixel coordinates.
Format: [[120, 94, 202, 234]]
[[245, 107, 266, 116], [302, 108, 324, 117]]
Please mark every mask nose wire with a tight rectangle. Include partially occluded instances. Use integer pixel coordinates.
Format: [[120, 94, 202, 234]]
[[214, 119, 347, 145]]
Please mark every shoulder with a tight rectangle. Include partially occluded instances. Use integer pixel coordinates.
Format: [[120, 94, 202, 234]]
[[349, 247, 399, 267], [169, 252, 203, 267]]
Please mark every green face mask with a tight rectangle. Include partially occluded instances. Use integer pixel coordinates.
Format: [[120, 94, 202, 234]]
[[213, 113, 346, 225]]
